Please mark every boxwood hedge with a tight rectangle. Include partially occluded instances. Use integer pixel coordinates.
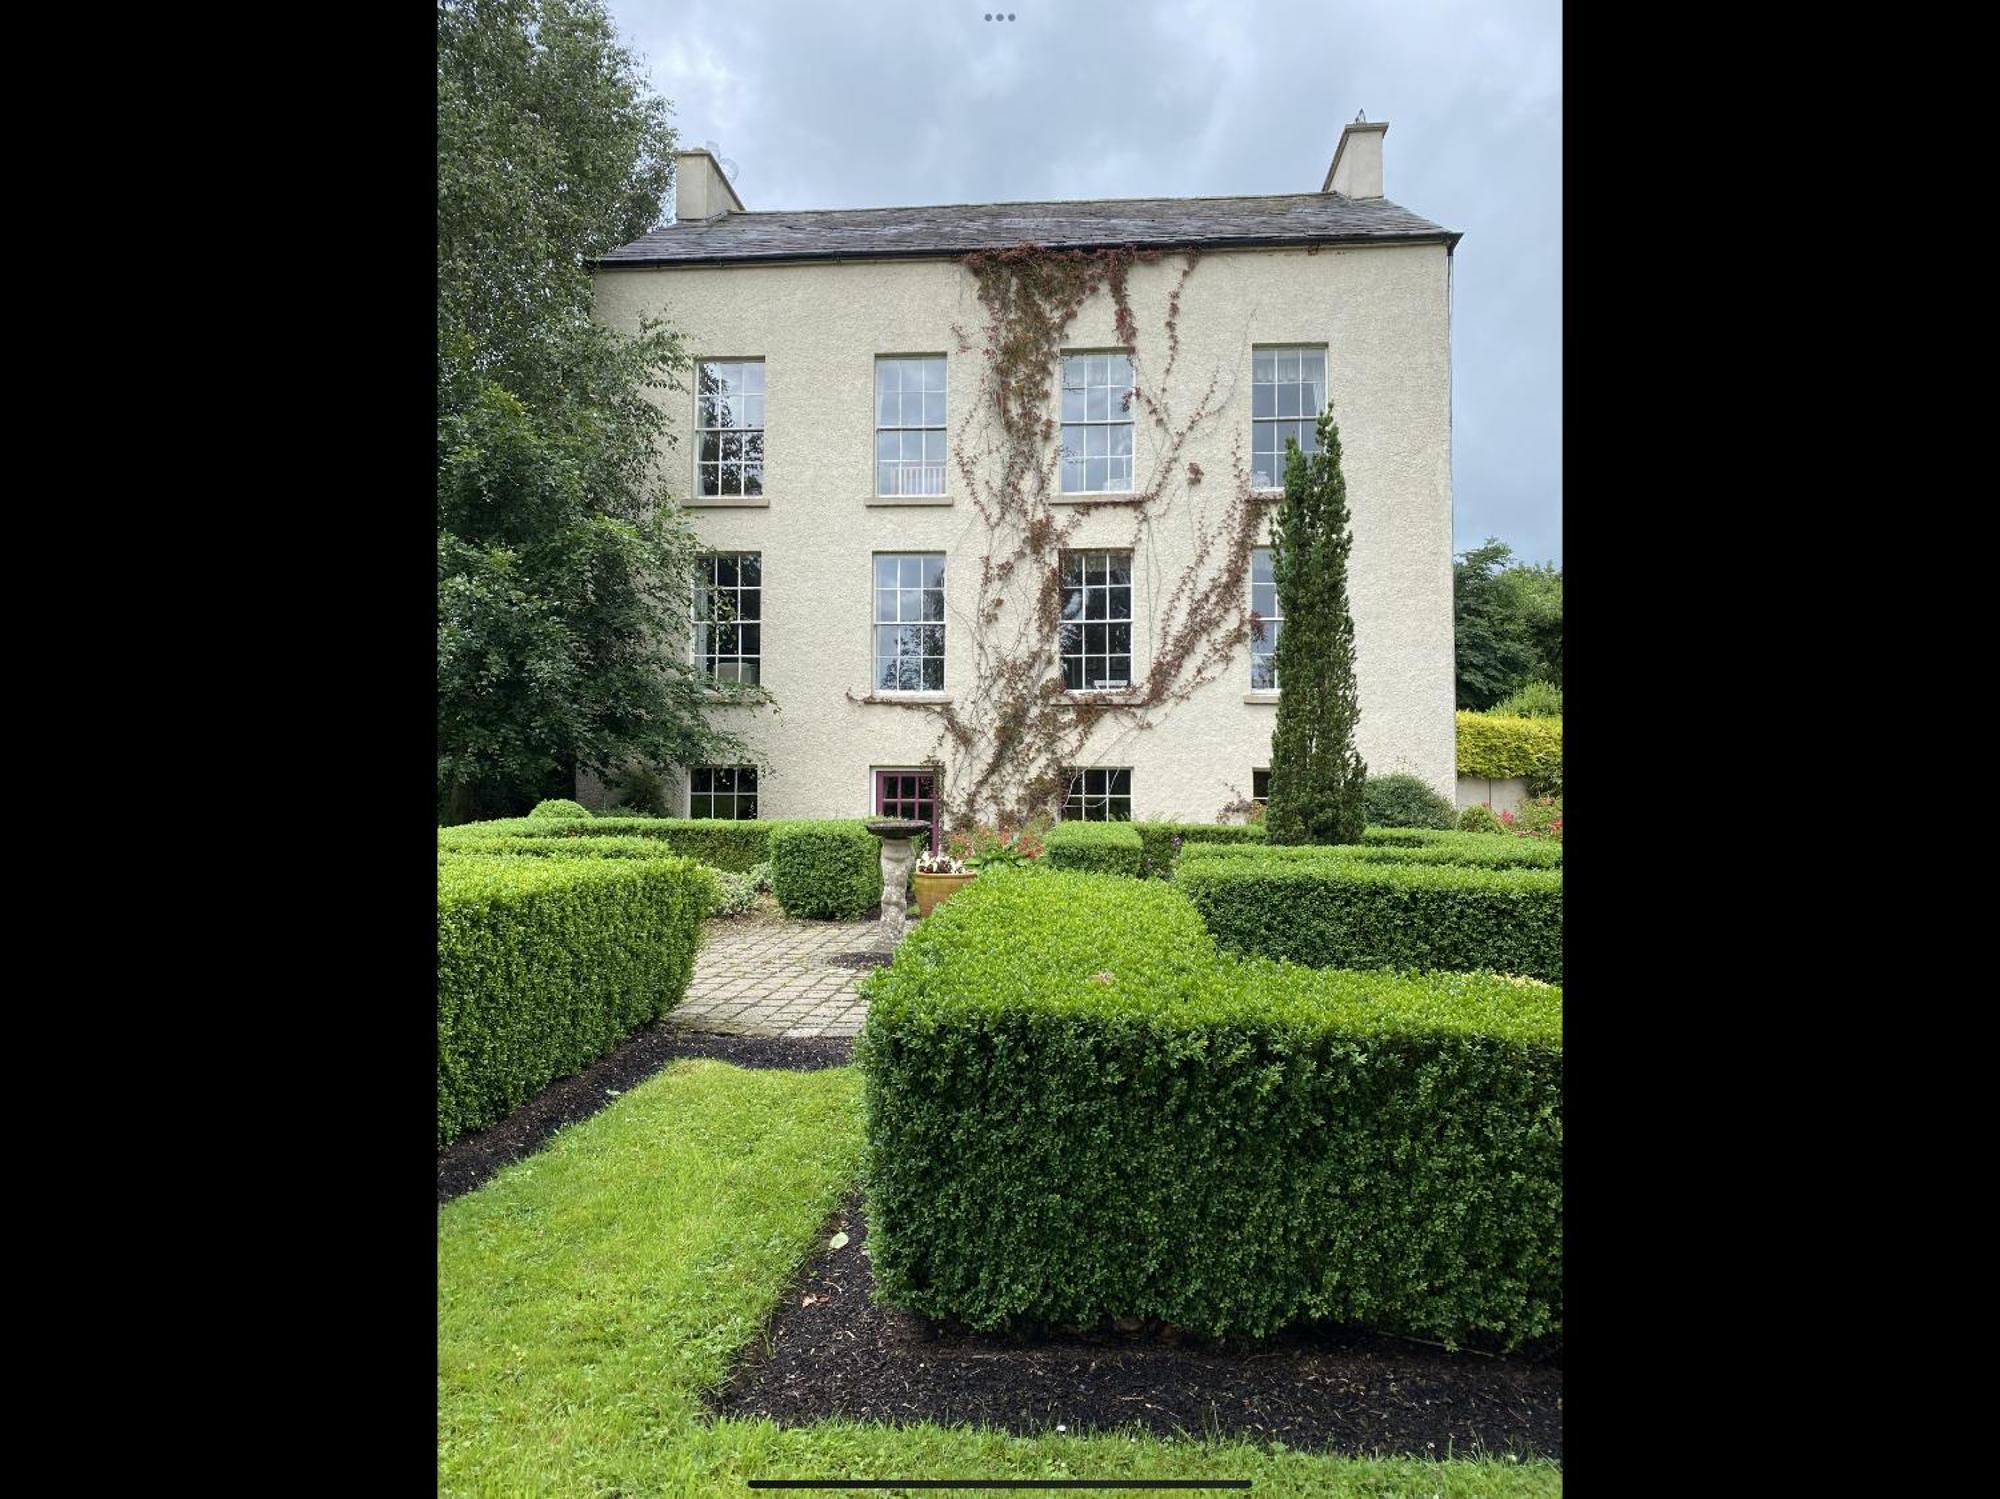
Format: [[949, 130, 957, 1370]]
[[1131, 821, 1266, 878], [1178, 854, 1562, 982], [437, 853, 715, 1148], [436, 835, 686, 861], [768, 820, 882, 919], [1179, 832, 1561, 870], [1043, 820, 1144, 875], [437, 817, 776, 872], [857, 871, 1562, 1347]]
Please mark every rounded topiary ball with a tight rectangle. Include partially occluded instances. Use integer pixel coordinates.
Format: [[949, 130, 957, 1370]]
[[527, 798, 592, 820], [1362, 773, 1456, 830]]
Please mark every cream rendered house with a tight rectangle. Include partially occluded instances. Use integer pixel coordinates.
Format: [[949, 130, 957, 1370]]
[[584, 120, 1459, 840]]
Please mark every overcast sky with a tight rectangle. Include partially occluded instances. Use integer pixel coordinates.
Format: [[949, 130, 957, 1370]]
[[604, 0, 1561, 566]]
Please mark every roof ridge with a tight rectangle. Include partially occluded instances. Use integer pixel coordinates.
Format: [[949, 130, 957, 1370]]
[[642, 187, 1374, 228]]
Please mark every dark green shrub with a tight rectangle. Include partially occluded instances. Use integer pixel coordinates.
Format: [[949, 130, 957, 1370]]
[[436, 835, 684, 861], [1178, 833, 1560, 871], [437, 853, 715, 1147], [1178, 854, 1562, 982], [1362, 774, 1456, 830], [857, 872, 1562, 1347], [1043, 821, 1144, 875], [527, 798, 592, 820], [1459, 804, 1505, 834], [1493, 679, 1562, 718], [606, 761, 672, 816], [769, 821, 882, 919], [1131, 821, 1267, 878], [438, 816, 772, 872]]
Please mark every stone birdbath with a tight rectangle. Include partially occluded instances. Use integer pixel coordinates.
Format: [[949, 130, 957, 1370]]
[[864, 818, 931, 941]]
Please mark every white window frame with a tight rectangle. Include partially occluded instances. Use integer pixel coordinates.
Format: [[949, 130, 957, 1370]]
[[693, 551, 762, 685], [688, 765, 759, 820], [1058, 351, 1135, 495], [875, 356, 948, 497], [871, 552, 947, 693], [1249, 545, 1283, 692], [1059, 550, 1134, 692], [695, 358, 766, 499], [1250, 345, 1328, 494], [1062, 767, 1133, 822]]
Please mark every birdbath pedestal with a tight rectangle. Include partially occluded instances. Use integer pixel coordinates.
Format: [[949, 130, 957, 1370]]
[[863, 818, 930, 940]]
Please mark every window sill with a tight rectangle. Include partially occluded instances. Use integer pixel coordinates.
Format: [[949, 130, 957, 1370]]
[[858, 691, 954, 706], [701, 688, 773, 706], [1243, 692, 1281, 705], [866, 495, 954, 507], [1063, 690, 1141, 707], [1051, 492, 1142, 505], [686, 496, 770, 509], [1251, 489, 1286, 501]]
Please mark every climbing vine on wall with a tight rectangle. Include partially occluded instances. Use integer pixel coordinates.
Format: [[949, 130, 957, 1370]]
[[854, 243, 1266, 830]]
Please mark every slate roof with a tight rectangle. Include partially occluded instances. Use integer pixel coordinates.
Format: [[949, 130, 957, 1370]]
[[595, 191, 1457, 268]]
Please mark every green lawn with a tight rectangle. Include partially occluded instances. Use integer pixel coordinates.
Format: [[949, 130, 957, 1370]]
[[438, 1059, 1562, 1497]]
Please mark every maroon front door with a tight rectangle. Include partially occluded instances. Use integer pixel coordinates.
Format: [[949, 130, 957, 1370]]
[[874, 768, 938, 851]]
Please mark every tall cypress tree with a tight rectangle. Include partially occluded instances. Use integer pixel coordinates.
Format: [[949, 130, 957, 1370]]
[[1263, 408, 1367, 845]]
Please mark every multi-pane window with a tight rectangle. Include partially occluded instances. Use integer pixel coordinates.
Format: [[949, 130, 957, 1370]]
[[1060, 551, 1133, 691], [697, 359, 765, 497], [689, 766, 758, 820], [1250, 546, 1283, 690], [1059, 353, 1134, 493], [1252, 769, 1271, 806], [694, 552, 761, 684], [873, 554, 946, 691], [876, 356, 947, 496], [1063, 767, 1133, 821], [1251, 346, 1328, 490]]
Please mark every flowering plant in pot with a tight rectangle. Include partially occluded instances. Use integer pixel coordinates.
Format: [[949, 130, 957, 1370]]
[[912, 845, 976, 918]]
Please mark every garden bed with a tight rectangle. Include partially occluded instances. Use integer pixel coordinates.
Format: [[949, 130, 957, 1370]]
[[436, 1026, 853, 1203], [713, 1192, 1562, 1461]]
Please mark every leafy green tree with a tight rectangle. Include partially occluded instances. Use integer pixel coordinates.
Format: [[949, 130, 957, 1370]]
[[1453, 538, 1537, 710], [438, 0, 740, 821], [1264, 411, 1368, 845], [1500, 559, 1563, 689]]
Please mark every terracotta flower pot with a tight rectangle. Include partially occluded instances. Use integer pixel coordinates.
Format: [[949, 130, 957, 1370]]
[[912, 869, 977, 918]]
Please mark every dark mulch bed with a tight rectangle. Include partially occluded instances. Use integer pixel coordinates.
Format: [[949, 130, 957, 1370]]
[[437, 1027, 854, 1205], [713, 1193, 1562, 1461]]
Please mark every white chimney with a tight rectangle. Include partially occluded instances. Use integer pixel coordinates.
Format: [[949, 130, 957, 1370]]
[[1321, 119, 1388, 199], [673, 149, 746, 222]]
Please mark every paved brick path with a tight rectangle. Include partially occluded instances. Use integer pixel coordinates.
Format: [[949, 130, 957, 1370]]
[[670, 912, 891, 1039]]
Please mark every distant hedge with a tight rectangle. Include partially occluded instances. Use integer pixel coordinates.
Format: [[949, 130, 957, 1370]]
[[437, 853, 714, 1147], [768, 821, 882, 919], [1178, 832, 1561, 871], [1178, 853, 1562, 982], [1044, 821, 1144, 876], [437, 835, 686, 862], [438, 817, 774, 872], [526, 798, 592, 820], [1457, 711, 1563, 795], [858, 871, 1563, 1347], [1131, 821, 1267, 878]]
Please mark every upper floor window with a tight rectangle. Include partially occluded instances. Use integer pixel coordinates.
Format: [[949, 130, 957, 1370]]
[[1250, 546, 1282, 690], [1060, 550, 1133, 691], [1251, 346, 1327, 491], [697, 359, 764, 498], [1063, 767, 1133, 821], [1059, 353, 1134, 494], [689, 765, 758, 820], [873, 553, 946, 692], [876, 357, 947, 496], [695, 551, 761, 685]]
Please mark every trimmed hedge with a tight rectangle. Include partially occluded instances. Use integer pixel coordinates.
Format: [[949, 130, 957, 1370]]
[[857, 871, 1562, 1347], [436, 835, 686, 861], [1132, 821, 1266, 878], [769, 820, 882, 919], [1179, 832, 1561, 870], [1362, 773, 1457, 830], [1178, 854, 1562, 982], [438, 816, 774, 872], [527, 798, 592, 819], [1044, 820, 1144, 875], [437, 853, 715, 1147], [1457, 710, 1563, 795]]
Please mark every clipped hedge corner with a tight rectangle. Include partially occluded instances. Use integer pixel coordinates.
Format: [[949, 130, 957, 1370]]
[[769, 820, 882, 919], [1043, 820, 1144, 875]]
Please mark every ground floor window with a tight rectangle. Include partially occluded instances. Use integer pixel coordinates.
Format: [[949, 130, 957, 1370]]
[[874, 767, 939, 848], [1063, 767, 1132, 821], [1252, 768, 1270, 806], [690, 766, 758, 819]]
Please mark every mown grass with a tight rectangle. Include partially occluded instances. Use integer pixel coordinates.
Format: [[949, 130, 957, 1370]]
[[438, 1059, 1562, 1497]]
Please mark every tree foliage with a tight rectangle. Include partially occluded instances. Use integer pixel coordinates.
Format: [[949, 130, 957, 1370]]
[[438, 0, 738, 821], [1264, 411, 1368, 845], [1453, 537, 1554, 710]]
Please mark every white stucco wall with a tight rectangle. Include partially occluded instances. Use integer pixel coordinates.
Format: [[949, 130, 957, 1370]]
[[588, 240, 1454, 823]]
